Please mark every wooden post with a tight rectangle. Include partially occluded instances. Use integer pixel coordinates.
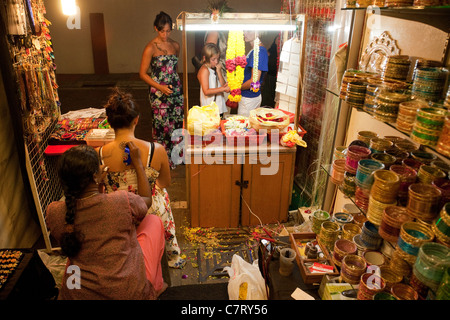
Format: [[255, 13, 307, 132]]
[[89, 13, 109, 74]]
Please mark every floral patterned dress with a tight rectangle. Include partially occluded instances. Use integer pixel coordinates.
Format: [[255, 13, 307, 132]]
[[148, 55, 184, 169], [100, 145, 185, 269]]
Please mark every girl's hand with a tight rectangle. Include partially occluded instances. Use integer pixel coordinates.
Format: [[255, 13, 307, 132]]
[[222, 83, 230, 93], [216, 62, 223, 71], [160, 84, 173, 95]]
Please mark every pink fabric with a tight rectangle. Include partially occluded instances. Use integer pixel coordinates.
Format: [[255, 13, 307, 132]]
[[137, 214, 165, 292]]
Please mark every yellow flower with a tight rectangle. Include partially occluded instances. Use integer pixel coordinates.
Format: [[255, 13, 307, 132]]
[[226, 31, 246, 103]]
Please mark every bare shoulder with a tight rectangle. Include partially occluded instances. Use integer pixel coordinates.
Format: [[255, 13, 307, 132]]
[[154, 142, 168, 158], [198, 65, 209, 77], [142, 40, 156, 56]]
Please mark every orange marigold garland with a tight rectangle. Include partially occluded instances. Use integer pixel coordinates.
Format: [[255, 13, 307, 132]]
[[225, 30, 246, 108]]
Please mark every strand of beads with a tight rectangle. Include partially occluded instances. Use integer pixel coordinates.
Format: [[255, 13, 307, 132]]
[[250, 36, 260, 93]]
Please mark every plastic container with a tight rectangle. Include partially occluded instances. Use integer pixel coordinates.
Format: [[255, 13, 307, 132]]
[[85, 129, 115, 147]]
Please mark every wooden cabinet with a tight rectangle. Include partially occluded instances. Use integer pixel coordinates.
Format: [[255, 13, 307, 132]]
[[188, 156, 242, 228], [241, 153, 295, 226], [187, 146, 296, 228]]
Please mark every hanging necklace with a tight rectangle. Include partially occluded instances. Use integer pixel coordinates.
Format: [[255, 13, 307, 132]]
[[78, 192, 99, 200]]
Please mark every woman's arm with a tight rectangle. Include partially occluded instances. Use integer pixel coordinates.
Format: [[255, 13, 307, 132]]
[[154, 145, 171, 189], [198, 66, 229, 96], [139, 43, 173, 96], [241, 69, 262, 90], [128, 141, 152, 208]]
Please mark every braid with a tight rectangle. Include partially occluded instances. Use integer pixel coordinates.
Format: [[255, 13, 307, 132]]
[[57, 145, 99, 258]]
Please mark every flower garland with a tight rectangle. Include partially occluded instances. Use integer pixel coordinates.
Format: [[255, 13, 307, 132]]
[[225, 30, 246, 108], [250, 37, 261, 93]]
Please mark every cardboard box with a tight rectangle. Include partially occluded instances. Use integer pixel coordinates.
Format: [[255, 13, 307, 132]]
[[85, 129, 115, 147], [318, 275, 359, 300]]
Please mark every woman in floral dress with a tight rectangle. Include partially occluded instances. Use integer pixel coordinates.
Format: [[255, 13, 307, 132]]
[[139, 12, 184, 169], [98, 88, 185, 269]]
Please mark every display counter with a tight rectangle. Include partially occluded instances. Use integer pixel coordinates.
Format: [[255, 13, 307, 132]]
[[186, 141, 296, 228]]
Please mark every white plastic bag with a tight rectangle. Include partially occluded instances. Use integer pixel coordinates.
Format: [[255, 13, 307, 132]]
[[224, 254, 268, 300]]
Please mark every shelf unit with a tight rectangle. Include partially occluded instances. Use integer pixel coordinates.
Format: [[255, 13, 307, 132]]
[[320, 4, 450, 213]]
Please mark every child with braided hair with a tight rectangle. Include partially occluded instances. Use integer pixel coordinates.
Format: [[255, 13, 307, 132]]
[[46, 144, 167, 299]]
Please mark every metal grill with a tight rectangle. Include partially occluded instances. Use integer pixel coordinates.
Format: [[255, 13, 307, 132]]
[[24, 118, 63, 252]]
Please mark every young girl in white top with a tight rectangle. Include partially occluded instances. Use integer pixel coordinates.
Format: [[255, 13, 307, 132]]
[[197, 43, 230, 117]]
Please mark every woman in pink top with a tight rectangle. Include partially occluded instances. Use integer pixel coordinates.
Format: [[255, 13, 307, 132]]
[[46, 144, 167, 299]]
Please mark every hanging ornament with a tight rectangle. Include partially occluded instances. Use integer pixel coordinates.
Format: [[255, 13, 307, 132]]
[[225, 30, 246, 108], [250, 36, 261, 93]]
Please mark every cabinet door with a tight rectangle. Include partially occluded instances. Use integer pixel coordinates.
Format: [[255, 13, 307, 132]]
[[189, 157, 241, 228], [241, 153, 295, 226]]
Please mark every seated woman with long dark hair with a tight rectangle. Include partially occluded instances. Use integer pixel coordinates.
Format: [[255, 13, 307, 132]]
[[46, 144, 167, 299]]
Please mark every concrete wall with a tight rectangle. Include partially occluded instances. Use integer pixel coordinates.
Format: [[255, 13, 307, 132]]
[[44, 0, 281, 74], [0, 74, 41, 248]]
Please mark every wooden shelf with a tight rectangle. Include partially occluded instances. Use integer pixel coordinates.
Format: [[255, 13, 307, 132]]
[[326, 87, 450, 162]]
